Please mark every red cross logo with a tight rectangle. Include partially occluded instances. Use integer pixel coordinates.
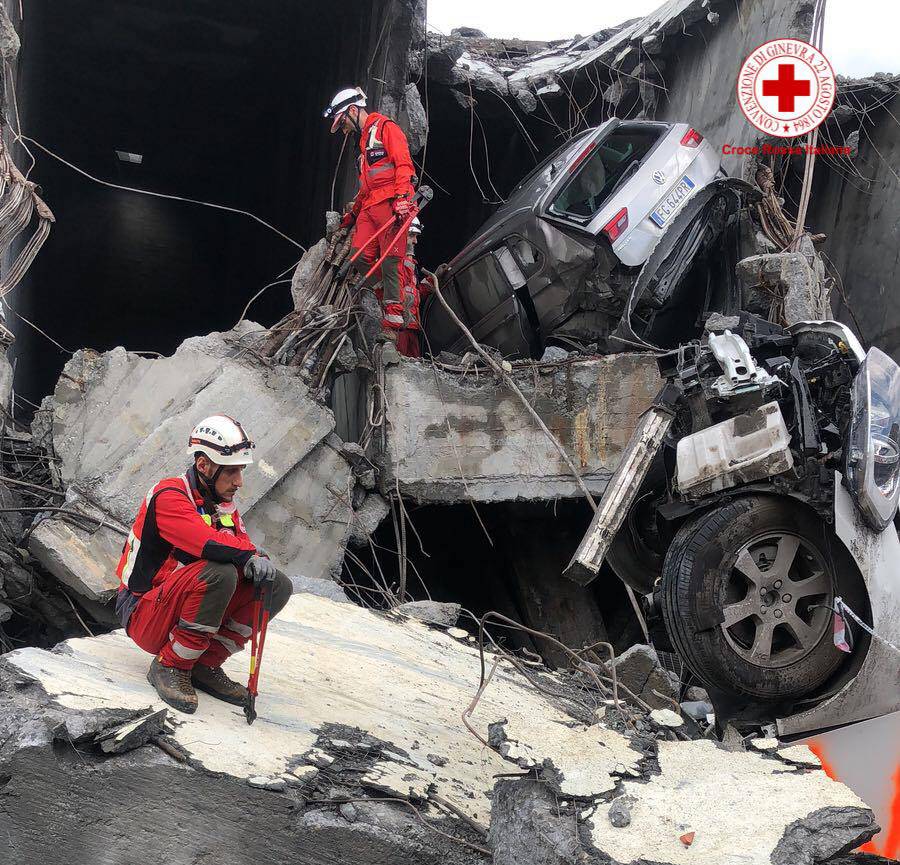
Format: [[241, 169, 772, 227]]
[[738, 39, 835, 139], [761, 63, 811, 113]]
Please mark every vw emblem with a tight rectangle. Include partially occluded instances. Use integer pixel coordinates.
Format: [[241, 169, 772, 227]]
[[652, 170, 666, 185]]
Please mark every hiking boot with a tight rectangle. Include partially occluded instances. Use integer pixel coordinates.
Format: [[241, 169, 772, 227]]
[[147, 656, 197, 714], [192, 663, 249, 706]]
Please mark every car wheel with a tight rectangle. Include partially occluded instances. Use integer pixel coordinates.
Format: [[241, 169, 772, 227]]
[[660, 496, 860, 702]]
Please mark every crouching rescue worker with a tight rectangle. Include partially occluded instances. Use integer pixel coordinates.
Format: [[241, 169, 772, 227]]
[[114, 415, 292, 714], [324, 86, 417, 339]]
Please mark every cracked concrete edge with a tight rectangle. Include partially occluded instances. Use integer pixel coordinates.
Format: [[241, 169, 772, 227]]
[[486, 717, 652, 800], [0, 659, 488, 864]]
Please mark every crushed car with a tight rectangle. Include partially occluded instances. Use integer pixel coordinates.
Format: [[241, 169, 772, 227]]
[[424, 117, 755, 356], [566, 315, 900, 737]]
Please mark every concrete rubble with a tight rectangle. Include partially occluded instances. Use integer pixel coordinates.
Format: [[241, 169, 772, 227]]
[[26, 322, 358, 602], [0, 589, 880, 864]]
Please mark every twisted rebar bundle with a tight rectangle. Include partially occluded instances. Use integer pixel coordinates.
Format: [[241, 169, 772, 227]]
[[0, 133, 54, 298]]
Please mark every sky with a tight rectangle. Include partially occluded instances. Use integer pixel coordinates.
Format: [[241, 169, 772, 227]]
[[426, 0, 900, 78]]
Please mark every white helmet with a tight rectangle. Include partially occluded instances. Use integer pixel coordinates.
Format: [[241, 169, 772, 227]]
[[324, 86, 367, 133], [410, 216, 422, 235], [187, 415, 255, 466]]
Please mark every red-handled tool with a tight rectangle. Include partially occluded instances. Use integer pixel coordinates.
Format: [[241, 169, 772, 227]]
[[244, 577, 275, 725], [335, 186, 433, 284], [358, 209, 421, 284]]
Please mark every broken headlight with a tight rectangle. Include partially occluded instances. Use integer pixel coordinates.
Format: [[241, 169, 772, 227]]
[[846, 347, 900, 531]]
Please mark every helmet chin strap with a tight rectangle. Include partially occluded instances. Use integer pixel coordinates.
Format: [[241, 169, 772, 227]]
[[197, 461, 225, 505], [349, 105, 362, 136]]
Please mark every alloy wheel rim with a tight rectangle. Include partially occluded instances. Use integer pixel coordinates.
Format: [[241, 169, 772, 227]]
[[719, 531, 833, 669]]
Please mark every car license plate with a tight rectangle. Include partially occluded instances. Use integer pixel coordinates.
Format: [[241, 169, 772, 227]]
[[650, 176, 696, 227]]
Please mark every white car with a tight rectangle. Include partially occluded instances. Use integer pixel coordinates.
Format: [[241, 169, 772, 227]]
[[542, 119, 724, 266], [428, 118, 739, 357]]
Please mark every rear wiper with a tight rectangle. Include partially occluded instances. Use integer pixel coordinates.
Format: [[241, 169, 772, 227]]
[[608, 159, 641, 196]]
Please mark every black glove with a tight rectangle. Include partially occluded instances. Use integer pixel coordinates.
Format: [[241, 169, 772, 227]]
[[245, 554, 276, 585]]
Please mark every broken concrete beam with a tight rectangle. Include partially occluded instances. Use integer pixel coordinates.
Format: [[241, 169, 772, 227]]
[[0, 344, 12, 411], [737, 248, 830, 325], [28, 434, 354, 600], [396, 600, 461, 628], [39, 323, 334, 527], [400, 82, 428, 155], [376, 353, 662, 503], [0, 3, 20, 63], [291, 237, 329, 310], [242, 434, 353, 582], [347, 492, 390, 546], [0, 587, 875, 863], [29, 326, 354, 595], [27, 519, 121, 602]]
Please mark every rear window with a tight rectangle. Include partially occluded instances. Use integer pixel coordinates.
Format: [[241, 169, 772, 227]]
[[549, 126, 664, 223]]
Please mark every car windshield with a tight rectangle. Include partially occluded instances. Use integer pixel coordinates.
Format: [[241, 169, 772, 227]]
[[549, 126, 664, 222]]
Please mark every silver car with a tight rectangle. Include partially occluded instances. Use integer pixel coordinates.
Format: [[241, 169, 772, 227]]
[[425, 118, 737, 357]]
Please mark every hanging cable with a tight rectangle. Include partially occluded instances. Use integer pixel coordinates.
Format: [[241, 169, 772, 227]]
[[330, 132, 349, 213], [20, 135, 306, 252]]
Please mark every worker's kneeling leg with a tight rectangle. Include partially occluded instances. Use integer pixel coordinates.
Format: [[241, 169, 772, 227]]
[[270, 569, 293, 617], [161, 561, 239, 669], [196, 568, 292, 668], [127, 560, 240, 670]]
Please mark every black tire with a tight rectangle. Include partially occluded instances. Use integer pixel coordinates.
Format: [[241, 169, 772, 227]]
[[607, 503, 664, 594], [661, 495, 864, 702], [607, 466, 667, 594]]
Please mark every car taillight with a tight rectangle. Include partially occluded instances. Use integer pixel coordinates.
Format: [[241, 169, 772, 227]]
[[680, 128, 703, 148], [602, 208, 628, 242]]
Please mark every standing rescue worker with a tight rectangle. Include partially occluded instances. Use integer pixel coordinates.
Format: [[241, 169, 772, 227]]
[[324, 86, 417, 337], [115, 415, 292, 715], [394, 216, 436, 358]]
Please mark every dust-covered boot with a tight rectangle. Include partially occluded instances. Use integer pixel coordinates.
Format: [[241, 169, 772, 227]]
[[147, 656, 197, 714], [192, 663, 249, 706]]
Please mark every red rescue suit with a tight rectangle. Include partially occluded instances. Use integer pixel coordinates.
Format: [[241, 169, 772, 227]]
[[349, 113, 416, 324], [375, 254, 434, 357], [350, 112, 415, 216], [115, 467, 262, 670]]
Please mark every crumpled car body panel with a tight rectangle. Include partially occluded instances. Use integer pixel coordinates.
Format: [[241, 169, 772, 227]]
[[778, 478, 900, 737]]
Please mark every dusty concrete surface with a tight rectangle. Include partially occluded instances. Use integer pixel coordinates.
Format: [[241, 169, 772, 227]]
[[376, 353, 662, 503], [0, 590, 876, 865]]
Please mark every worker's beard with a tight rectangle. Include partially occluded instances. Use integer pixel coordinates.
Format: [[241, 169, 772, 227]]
[[196, 465, 225, 504]]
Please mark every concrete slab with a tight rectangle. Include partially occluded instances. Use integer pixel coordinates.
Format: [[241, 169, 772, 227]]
[[41, 324, 335, 526], [0, 591, 875, 864], [29, 326, 351, 595], [243, 436, 354, 582], [1, 592, 576, 828], [377, 353, 662, 503], [589, 740, 869, 865], [27, 515, 123, 603]]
